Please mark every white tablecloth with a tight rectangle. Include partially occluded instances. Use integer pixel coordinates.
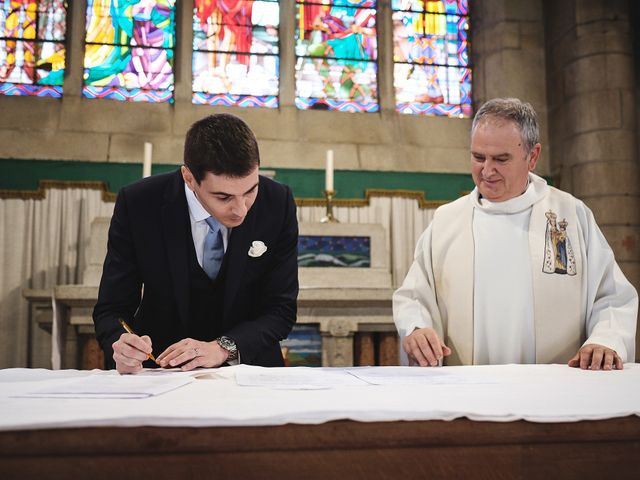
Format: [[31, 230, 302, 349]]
[[0, 364, 639, 431]]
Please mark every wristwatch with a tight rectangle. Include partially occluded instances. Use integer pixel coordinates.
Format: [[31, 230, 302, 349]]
[[216, 336, 238, 361]]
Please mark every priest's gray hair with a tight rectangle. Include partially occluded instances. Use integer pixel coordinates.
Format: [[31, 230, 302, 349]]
[[472, 98, 540, 153]]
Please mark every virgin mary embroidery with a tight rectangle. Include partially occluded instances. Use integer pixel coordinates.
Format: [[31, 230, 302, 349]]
[[543, 210, 577, 275]]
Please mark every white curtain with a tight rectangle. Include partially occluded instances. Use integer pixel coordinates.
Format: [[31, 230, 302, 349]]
[[1, 189, 434, 369], [0, 189, 113, 368]]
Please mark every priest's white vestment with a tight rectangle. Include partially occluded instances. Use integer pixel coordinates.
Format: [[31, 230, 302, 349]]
[[393, 174, 638, 365]]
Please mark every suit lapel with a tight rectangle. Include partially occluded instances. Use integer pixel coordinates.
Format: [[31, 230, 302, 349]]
[[162, 171, 191, 330]]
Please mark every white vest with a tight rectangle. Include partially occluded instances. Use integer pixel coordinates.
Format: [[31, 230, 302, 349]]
[[431, 185, 584, 365]]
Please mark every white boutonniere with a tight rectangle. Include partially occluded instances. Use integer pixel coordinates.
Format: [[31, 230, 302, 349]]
[[248, 240, 267, 257]]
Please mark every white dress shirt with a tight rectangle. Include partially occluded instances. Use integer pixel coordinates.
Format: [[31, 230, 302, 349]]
[[184, 183, 229, 267]]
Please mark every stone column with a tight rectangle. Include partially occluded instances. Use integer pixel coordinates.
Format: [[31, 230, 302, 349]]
[[173, 0, 195, 105], [544, 0, 640, 360], [472, 0, 550, 172], [278, 0, 296, 109], [321, 319, 357, 367]]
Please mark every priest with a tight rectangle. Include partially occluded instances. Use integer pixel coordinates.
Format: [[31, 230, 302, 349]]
[[393, 98, 638, 370]]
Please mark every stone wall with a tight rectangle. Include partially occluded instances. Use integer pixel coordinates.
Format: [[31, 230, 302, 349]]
[[0, 0, 550, 177], [472, 0, 550, 173], [545, 0, 640, 358]]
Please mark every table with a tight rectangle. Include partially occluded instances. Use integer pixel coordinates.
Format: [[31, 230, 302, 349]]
[[1, 364, 639, 479], [1, 417, 639, 479]]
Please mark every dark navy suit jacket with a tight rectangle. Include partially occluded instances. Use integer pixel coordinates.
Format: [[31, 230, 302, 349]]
[[93, 169, 298, 368]]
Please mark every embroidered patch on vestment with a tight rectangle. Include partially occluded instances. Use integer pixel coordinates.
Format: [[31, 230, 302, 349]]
[[543, 210, 577, 275]]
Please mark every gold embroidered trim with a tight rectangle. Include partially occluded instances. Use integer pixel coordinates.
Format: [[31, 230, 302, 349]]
[[296, 189, 449, 209], [0, 180, 116, 202], [0, 182, 454, 208]]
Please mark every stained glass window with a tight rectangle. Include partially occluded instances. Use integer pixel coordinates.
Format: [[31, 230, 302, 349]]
[[392, 0, 471, 117], [193, 0, 280, 108], [83, 0, 176, 103], [0, 0, 67, 98], [295, 0, 378, 113]]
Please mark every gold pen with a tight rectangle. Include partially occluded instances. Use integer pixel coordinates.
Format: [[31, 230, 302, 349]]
[[118, 318, 158, 364]]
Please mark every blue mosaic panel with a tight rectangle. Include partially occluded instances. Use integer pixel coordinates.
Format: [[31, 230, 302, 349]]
[[298, 235, 371, 267], [280, 324, 322, 367]]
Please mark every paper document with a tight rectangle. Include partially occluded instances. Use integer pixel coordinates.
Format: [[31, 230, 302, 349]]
[[18, 373, 194, 399], [235, 366, 369, 389], [347, 367, 500, 385], [134, 367, 229, 380]]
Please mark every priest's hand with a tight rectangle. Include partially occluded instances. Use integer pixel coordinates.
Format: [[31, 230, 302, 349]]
[[113, 333, 154, 374], [157, 338, 228, 371], [403, 327, 452, 367], [568, 343, 623, 370]]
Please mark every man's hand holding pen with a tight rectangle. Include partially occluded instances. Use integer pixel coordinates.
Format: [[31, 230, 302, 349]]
[[112, 331, 155, 374], [113, 319, 232, 373], [112, 319, 157, 374]]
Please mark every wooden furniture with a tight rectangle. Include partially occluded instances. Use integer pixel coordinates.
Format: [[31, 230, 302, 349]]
[[1, 417, 639, 479]]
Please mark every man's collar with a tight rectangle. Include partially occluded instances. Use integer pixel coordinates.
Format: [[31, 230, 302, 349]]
[[184, 182, 211, 223], [473, 173, 549, 214]]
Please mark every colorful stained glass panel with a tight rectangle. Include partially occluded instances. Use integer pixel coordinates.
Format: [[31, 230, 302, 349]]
[[295, 0, 378, 113], [391, 0, 468, 15], [192, 0, 280, 108], [395, 63, 471, 116], [393, 13, 467, 66], [83, 0, 176, 103], [392, 0, 471, 117], [0, 0, 67, 98]]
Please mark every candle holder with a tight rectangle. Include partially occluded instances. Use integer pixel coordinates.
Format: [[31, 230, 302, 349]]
[[320, 190, 339, 223]]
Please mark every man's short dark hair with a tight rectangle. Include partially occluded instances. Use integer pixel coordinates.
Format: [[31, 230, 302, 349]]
[[184, 114, 260, 183]]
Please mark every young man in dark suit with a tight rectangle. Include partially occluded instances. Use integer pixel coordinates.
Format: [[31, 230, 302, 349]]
[[93, 114, 299, 373]]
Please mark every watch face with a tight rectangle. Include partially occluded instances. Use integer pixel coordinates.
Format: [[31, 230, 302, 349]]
[[218, 336, 238, 360], [219, 336, 237, 352]]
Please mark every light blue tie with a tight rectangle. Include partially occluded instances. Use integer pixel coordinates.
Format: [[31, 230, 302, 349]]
[[203, 216, 224, 279]]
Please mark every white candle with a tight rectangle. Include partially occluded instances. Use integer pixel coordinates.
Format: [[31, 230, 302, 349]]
[[143, 142, 153, 178], [325, 149, 334, 192]]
